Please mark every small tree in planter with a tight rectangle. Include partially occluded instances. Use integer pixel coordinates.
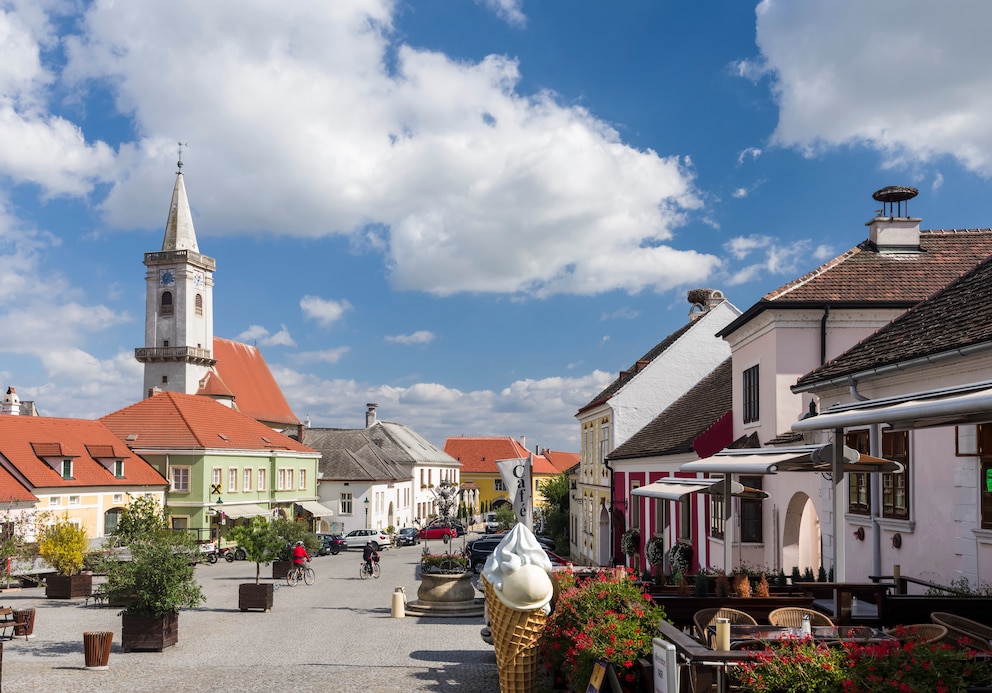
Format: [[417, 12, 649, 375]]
[[38, 513, 91, 599], [98, 499, 205, 652], [269, 518, 319, 579], [228, 517, 282, 612]]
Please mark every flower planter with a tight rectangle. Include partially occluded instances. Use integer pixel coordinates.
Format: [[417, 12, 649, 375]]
[[45, 573, 92, 599], [121, 611, 179, 652], [272, 560, 293, 580], [404, 571, 483, 617], [239, 583, 274, 612]]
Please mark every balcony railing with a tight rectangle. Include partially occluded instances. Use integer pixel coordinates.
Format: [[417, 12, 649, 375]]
[[134, 346, 215, 365]]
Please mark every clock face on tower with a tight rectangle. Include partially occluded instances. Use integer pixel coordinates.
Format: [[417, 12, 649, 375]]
[[193, 271, 204, 289], [159, 269, 176, 287]]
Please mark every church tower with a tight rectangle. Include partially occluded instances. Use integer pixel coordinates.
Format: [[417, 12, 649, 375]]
[[135, 159, 217, 398]]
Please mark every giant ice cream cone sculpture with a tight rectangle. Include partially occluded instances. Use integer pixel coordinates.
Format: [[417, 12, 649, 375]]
[[481, 524, 554, 693]]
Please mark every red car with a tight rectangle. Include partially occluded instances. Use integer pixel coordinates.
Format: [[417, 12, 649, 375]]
[[419, 524, 457, 541]]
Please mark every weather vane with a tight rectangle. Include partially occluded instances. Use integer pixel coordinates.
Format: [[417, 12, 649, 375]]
[[177, 141, 188, 170]]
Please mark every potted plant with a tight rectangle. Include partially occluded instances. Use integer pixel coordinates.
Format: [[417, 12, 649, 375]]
[[620, 528, 640, 556], [645, 536, 665, 586], [38, 513, 91, 599], [228, 517, 282, 612], [269, 518, 319, 579], [98, 498, 204, 652]]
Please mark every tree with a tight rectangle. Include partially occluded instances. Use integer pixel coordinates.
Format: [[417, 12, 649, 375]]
[[228, 517, 282, 585], [494, 504, 515, 530], [271, 518, 319, 560], [113, 495, 169, 545], [538, 473, 570, 550], [37, 514, 88, 576]]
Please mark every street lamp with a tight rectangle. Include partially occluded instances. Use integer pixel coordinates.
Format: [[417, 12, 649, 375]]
[[364, 497, 370, 528]]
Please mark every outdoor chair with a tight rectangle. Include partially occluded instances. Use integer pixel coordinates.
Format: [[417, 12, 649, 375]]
[[693, 606, 759, 645], [931, 612, 992, 649], [767, 607, 834, 628], [883, 623, 947, 645]]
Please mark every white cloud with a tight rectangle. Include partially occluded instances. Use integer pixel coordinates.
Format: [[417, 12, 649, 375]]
[[275, 365, 612, 450], [725, 235, 771, 261], [754, 0, 992, 175], [295, 348, 350, 365], [385, 330, 436, 346], [601, 307, 640, 321], [732, 188, 748, 199], [300, 296, 352, 329], [736, 147, 762, 166], [236, 324, 296, 348], [723, 238, 821, 286], [41, 1, 712, 299], [478, 0, 527, 27]]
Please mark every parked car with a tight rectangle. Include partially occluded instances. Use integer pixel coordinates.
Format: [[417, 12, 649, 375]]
[[395, 527, 420, 547], [478, 533, 556, 551], [419, 524, 457, 542], [451, 522, 467, 537], [342, 528, 391, 550], [467, 537, 569, 574], [316, 533, 346, 555], [484, 512, 499, 534]]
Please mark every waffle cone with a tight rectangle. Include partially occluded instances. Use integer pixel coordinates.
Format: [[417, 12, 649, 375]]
[[483, 577, 547, 693]]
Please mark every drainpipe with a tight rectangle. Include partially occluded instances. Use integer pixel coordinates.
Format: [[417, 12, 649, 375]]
[[849, 378, 882, 578]]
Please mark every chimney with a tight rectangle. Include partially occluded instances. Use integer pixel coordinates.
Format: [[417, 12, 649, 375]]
[[519, 435, 526, 451], [366, 402, 378, 428], [687, 288, 726, 321], [1, 387, 20, 416], [868, 186, 921, 252]]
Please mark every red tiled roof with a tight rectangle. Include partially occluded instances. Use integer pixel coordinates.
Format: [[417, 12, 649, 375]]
[[208, 338, 300, 426], [542, 450, 580, 474], [443, 436, 558, 474], [721, 229, 992, 336], [197, 370, 235, 398], [0, 416, 167, 490], [101, 391, 316, 453], [0, 465, 38, 503]]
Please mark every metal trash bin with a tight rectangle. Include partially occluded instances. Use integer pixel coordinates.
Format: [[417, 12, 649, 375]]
[[83, 631, 113, 669]]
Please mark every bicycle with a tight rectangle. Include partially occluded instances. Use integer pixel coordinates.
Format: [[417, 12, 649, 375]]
[[287, 561, 315, 586], [359, 559, 380, 580]]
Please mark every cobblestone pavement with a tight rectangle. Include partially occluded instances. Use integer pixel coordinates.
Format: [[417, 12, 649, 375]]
[[0, 539, 499, 693]]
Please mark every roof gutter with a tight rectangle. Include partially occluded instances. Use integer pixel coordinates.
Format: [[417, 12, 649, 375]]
[[793, 341, 992, 394]]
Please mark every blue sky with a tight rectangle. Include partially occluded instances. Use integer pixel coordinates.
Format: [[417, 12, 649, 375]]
[[3, 0, 992, 453]]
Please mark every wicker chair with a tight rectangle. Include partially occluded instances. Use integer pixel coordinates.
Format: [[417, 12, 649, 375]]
[[884, 623, 948, 645], [931, 612, 992, 649], [693, 607, 759, 644], [767, 607, 834, 628]]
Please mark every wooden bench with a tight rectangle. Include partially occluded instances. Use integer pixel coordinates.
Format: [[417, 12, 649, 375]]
[[0, 618, 29, 641]]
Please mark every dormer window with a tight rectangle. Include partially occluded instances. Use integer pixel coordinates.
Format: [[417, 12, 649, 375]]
[[114, 460, 124, 478], [61, 460, 73, 480]]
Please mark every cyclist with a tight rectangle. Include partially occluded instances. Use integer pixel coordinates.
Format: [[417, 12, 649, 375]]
[[362, 541, 379, 575], [291, 540, 311, 573]]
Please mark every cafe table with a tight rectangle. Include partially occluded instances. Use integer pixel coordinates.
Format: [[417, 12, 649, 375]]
[[709, 623, 898, 648]]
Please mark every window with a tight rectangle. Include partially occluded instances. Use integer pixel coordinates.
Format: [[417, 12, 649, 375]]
[[494, 479, 505, 492], [277, 468, 292, 491], [298, 469, 306, 490], [104, 509, 120, 535], [61, 459, 73, 480], [257, 468, 266, 491], [341, 492, 353, 515], [630, 482, 641, 529], [69, 495, 80, 506], [243, 468, 252, 492], [113, 494, 124, 504], [113, 460, 124, 478], [678, 495, 691, 543], [739, 475, 763, 543], [228, 468, 238, 493], [742, 364, 760, 424], [710, 494, 725, 539], [846, 429, 910, 519], [172, 466, 190, 493], [195, 293, 203, 317], [212, 467, 221, 488], [160, 291, 173, 315], [49, 496, 61, 507]]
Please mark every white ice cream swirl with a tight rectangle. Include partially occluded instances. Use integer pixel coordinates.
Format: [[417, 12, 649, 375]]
[[482, 524, 554, 612]]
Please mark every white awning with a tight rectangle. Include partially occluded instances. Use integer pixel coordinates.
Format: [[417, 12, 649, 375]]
[[297, 500, 335, 517], [792, 387, 992, 432], [631, 478, 769, 501], [680, 444, 902, 475], [221, 503, 269, 519]]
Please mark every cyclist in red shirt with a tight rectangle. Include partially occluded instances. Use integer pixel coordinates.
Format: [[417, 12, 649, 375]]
[[291, 540, 311, 568]]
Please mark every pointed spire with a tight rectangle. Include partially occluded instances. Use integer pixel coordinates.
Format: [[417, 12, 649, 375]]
[[161, 168, 199, 253]]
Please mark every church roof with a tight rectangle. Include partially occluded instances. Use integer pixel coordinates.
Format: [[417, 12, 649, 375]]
[[161, 171, 199, 252], [101, 391, 315, 454], [208, 338, 300, 427], [0, 416, 166, 491]]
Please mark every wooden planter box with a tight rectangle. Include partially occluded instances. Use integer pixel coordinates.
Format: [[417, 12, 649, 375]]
[[45, 573, 92, 599], [650, 595, 816, 630], [239, 583, 274, 612], [272, 560, 293, 580], [121, 611, 179, 652]]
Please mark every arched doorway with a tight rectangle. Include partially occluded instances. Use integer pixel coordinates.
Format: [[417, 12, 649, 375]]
[[104, 507, 123, 536], [598, 505, 611, 566], [781, 491, 822, 574]]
